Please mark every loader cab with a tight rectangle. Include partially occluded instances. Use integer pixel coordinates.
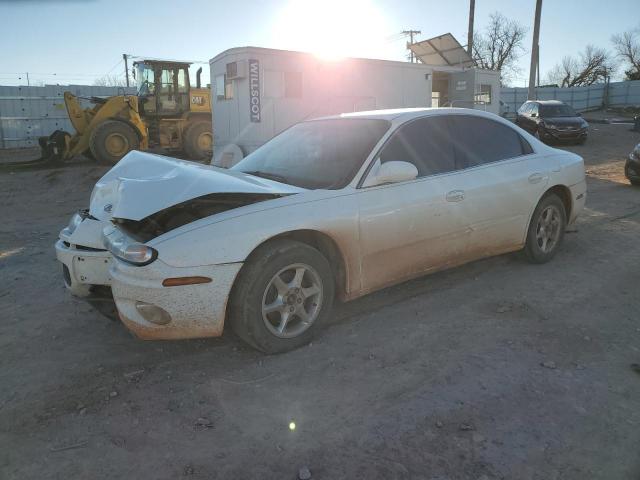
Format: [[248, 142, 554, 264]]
[[134, 61, 191, 117]]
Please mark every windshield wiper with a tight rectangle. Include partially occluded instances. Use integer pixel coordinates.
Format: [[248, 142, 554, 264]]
[[243, 170, 289, 184]]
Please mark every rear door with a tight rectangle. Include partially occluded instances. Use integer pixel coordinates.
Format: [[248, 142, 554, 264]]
[[448, 115, 549, 251]]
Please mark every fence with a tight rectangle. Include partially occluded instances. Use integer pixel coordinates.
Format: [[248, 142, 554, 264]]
[[501, 80, 640, 116], [0, 84, 136, 149], [2, 80, 640, 149]]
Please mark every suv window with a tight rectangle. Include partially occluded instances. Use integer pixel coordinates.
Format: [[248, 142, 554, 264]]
[[379, 116, 455, 177], [449, 116, 526, 169], [518, 103, 531, 114]]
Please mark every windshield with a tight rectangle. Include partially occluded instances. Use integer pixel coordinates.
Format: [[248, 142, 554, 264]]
[[232, 119, 390, 189], [540, 104, 577, 117], [135, 63, 155, 96]]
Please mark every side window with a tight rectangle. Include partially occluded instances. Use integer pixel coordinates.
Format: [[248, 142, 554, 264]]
[[449, 116, 526, 169], [531, 103, 539, 116], [518, 103, 530, 114], [379, 116, 455, 178]]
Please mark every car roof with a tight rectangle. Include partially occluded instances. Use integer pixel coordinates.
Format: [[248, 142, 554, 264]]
[[310, 107, 502, 123]]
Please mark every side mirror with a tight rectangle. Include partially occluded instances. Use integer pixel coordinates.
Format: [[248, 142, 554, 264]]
[[362, 160, 418, 187], [530, 112, 537, 118]]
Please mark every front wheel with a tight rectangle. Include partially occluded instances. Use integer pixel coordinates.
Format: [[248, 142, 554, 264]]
[[90, 120, 140, 164], [229, 240, 335, 354], [183, 121, 213, 162], [524, 193, 567, 264]]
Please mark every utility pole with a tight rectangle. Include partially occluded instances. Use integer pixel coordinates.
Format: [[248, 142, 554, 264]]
[[123, 53, 130, 87], [527, 0, 543, 100], [467, 0, 475, 56], [402, 30, 421, 63]]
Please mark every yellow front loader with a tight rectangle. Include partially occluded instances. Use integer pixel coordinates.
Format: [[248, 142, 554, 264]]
[[39, 60, 212, 164]]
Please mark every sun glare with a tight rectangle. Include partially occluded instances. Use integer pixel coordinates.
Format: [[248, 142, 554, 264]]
[[272, 0, 392, 60]]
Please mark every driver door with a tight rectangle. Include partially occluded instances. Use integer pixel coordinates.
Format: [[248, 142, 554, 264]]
[[356, 116, 473, 293]]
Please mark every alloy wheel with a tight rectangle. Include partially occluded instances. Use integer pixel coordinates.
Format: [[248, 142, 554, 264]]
[[261, 263, 323, 338], [536, 205, 562, 253]]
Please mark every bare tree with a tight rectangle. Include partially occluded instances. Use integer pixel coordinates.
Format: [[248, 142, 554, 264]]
[[545, 45, 616, 87], [472, 12, 527, 85], [93, 74, 127, 87], [612, 27, 640, 80]]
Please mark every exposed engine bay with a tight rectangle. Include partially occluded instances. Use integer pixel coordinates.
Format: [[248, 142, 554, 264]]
[[113, 192, 289, 242]]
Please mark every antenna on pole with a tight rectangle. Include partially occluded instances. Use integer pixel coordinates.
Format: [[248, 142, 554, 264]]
[[402, 30, 422, 63]]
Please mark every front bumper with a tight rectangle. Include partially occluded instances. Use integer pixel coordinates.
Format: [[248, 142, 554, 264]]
[[625, 156, 640, 181], [55, 239, 112, 297], [110, 258, 243, 340], [568, 179, 587, 225], [541, 127, 587, 142]]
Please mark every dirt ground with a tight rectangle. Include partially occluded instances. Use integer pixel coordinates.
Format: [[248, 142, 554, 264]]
[[1, 124, 639, 480]]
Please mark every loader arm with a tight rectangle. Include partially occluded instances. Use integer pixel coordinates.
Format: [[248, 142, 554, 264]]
[[61, 93, 148, 159]]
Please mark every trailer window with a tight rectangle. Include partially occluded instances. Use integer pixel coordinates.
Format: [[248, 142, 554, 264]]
[[216, 74, 233, 100], [475, 84, 492, 105]]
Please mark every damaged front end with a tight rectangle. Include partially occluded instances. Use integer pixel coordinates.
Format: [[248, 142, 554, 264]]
[[112, 192, 288, 243]]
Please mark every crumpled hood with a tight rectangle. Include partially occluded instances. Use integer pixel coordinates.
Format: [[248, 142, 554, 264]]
[[89, 151, 304, 221]]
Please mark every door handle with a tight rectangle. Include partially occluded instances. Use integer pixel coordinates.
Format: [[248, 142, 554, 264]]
[[446, 190, 465, 202], [528, 173, 544, 184]]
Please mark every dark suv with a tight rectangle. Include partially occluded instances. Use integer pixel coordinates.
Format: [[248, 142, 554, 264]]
[[516, 100, 588, 144]]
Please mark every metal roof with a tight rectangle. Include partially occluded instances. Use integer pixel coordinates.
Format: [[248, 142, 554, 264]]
[[408, 33, 475, 68]]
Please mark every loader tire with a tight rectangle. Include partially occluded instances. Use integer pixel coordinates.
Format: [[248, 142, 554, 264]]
[[90, 120, 140, 165], [183, 121, 213, 162]]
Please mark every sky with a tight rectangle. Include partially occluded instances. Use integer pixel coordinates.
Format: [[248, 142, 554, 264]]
[[0, 0, 638, 88]]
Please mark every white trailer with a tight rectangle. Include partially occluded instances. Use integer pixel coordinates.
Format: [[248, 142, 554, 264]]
[[209, 45, 500, 166]]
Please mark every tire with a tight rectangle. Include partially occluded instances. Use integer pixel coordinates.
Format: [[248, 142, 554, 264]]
[[229, 239, 335, 354], [183, 121, 213, 161], [576, 137, 587, 145], [90, 120, 140, 165], [534, 128, 545, 143], [524, 193, 567, 264]]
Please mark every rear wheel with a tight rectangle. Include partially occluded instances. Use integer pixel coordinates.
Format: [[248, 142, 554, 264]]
[[229, 240, 335, 354], [90, 120, 139, 165], [183, 121, 213, 161], [524, 194, 567, 264]]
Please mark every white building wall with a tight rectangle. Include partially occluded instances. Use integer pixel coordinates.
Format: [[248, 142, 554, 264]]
[[210, 47, 433, 165], [209, 47, 501, 166]]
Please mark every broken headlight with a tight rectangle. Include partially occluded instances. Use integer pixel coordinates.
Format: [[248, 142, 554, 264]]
[[103, 225, 157, 266]]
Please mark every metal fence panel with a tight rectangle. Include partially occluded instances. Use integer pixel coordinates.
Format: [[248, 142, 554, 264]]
[[500, 80, 640, 116], [0, 84, 135, 149]]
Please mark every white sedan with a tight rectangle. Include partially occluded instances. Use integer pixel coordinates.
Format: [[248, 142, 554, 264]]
[[56, 108, 586, 353]]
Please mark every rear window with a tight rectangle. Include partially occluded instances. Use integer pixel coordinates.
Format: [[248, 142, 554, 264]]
[[449, 116, 526, 169]]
